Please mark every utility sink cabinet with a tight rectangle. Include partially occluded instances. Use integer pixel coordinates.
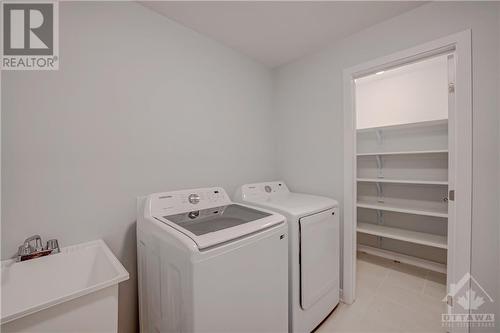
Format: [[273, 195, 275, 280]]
[[1, 239, 129, 332]]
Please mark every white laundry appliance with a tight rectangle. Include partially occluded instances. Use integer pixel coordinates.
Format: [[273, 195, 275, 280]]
[[137, 187, 289, 333], [234, 181, 339, 333]]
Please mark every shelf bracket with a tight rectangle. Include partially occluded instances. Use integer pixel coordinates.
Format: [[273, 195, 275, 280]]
[[375, 129, 383, 145], [375, 155, 384, 178], [376, 182, 384, 203], [376, 210, 384, 225], [376, 211, 384, 247]]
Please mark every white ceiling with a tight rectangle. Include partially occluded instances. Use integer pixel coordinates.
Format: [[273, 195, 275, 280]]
[[140, 1, 425, 68]]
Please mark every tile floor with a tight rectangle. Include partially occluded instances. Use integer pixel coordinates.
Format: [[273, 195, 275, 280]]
[[317, 252, 447, 333]]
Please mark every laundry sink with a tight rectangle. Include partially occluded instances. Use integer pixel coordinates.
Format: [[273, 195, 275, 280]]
[[1, 239, 129, 332]]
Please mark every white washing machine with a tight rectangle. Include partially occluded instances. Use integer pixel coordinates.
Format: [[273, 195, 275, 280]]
[[234, 181, 339, 333], [137, 187, 289, 333]]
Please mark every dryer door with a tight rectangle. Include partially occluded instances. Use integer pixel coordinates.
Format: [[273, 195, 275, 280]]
[[300, 207, 339, 310]]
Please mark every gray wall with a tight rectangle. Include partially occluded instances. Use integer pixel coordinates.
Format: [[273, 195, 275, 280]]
[[273, 2, 500, 327], [1, 2, 276, 332]]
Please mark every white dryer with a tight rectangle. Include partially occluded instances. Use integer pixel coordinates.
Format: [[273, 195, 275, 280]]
[[234, 181, 339, 333], [137, 187, 289, 333]]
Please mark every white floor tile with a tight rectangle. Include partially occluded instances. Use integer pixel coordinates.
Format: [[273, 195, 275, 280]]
[[316, 253, 447, 333]]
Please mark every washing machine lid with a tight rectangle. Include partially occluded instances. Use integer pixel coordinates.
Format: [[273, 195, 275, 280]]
[[157, 204, 283, 249], [165, 204, 270, 235], [147, 188, 284, 250]]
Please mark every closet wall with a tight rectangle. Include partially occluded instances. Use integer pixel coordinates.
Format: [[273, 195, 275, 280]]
[[356, 56, 448, 129]]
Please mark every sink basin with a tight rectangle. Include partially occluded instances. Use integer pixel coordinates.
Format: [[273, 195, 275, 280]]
[[1, 239, 129, 332]]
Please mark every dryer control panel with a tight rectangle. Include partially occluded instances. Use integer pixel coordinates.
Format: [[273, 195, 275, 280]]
[[148, 187, 231, 217], [238, 181, 289, 201]]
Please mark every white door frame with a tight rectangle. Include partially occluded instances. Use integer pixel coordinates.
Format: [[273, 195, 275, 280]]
[[342, 30, 472, 327]]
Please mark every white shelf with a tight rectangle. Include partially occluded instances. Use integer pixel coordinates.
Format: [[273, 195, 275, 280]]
[[357, 119, 448, 133], [357, 199, 448, 218], [357, 178, 448, 186], [357, 245, 447, 274], [357, 222, 447, 249], [356, 118, 449, 274], [357, 149, 448, 157]]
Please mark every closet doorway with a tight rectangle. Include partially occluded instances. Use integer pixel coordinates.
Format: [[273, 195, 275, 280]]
[[342, 31, 472, 332]]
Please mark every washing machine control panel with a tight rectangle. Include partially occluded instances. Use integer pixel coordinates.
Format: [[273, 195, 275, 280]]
[[149, 187, 231, 216], [239, 181, 289, 201]]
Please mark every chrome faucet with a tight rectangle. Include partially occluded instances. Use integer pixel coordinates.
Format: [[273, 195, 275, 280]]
[[17, 235, 60, 262]]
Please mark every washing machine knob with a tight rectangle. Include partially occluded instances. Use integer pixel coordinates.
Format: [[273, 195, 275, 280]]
[[188, 211, 200, 219], [188, 193, 200, 204]]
